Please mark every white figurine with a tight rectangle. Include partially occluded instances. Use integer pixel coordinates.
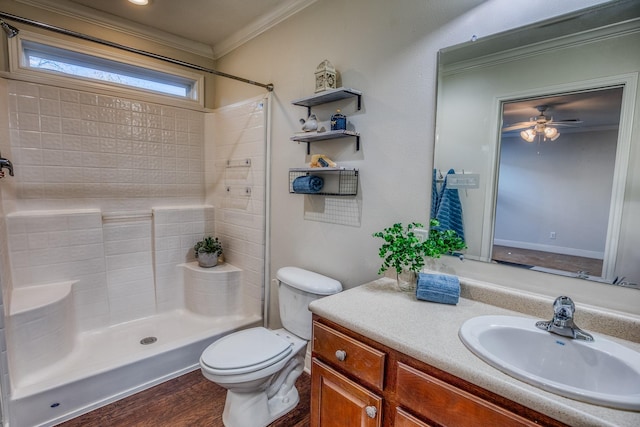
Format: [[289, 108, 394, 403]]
[[300, 114, 318, 132]]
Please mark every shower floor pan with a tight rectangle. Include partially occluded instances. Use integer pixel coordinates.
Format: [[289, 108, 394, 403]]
[[9, 309, 261, 427]]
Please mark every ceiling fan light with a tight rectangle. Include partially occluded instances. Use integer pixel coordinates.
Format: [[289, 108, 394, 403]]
[[520, 129, 536, 143], [544, 126, 559, 141]]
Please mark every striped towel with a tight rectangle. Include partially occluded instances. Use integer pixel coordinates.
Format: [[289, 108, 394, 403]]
[[435, 169, 465, 242], [431, 169, 439, 219]]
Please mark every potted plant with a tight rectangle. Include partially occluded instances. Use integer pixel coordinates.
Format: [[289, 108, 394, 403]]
[[373, 219, 466, 291], [194, 236, 223, 268]]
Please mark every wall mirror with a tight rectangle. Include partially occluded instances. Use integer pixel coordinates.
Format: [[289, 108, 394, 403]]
[[433, 0, 640, 287]]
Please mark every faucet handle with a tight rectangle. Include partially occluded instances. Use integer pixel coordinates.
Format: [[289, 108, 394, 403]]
[[0, 153, 14, 177], [553, 296, 575, 322], [537, 295, 594, 341]]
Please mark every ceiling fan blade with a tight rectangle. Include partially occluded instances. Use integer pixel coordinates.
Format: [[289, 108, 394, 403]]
[[550, 118, 582, 124], [553, 123, 582, 128], [502, 122, 534, 132]]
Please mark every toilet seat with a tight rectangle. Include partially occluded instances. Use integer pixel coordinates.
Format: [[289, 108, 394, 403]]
[[201, 327, 293, 376]]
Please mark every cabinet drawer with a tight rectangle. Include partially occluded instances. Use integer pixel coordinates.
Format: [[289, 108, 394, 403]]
[[396, 362, 539, 427], [395, 407, 433, 427], [313, 321, 386, 390]]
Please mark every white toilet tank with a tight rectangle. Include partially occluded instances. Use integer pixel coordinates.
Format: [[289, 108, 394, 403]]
[[276, 267, 342, 340]]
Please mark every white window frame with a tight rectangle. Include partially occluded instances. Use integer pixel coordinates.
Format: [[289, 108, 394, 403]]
[[7, 30, 205, 108]]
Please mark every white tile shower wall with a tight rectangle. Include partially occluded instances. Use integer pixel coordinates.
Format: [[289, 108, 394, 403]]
[[7, 80, 205, 212], [153, 206, 215, 312], [0, 212, 9, 421], [103, 218, 156, 324], [210, 97, 266, 316], [6, 210, 109, 331]]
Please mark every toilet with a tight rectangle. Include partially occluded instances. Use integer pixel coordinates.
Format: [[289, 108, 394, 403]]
[[199, 266, 342, 427]]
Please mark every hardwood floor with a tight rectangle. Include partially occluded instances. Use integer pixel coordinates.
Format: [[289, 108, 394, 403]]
[[57, 370, 310, 427], [492, 245, 603, 277]]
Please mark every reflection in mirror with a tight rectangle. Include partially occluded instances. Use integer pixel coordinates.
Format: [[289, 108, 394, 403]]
[[493, 88, 623, 281], [434, 0, 640, 288]]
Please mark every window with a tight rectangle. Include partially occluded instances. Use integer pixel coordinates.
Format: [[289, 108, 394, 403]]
[[10, 32, 203, 106]]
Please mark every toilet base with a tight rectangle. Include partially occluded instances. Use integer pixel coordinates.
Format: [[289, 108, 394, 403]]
[[220, 351, 304, 427], [222, 383, 300, 427]]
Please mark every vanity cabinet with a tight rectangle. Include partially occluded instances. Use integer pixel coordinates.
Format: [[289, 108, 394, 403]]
[[311, 316, 568, 427]]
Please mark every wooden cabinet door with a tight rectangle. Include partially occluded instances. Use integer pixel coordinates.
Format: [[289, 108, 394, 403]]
[[311, 358, 382, 427]]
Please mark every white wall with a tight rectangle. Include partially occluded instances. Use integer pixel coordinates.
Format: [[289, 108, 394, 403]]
[[207, 0, 640, 316], [495, 129, 618, 258]]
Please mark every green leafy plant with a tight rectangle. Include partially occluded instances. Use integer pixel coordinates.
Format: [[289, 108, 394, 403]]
[[373, 219, 466, 275], [194, 236, 223, 258]]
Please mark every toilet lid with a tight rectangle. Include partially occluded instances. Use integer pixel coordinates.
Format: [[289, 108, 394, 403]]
[[201, 327, 293, 373]]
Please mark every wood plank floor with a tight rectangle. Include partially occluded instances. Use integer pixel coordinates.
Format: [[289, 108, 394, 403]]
[[492, 245, 603, 277], [57, 370, 310, 427]]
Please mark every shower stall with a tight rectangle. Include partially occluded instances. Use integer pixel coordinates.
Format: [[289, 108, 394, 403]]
[[0, 72, 271, 426]]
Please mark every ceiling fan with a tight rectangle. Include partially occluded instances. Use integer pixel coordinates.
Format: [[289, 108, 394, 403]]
[[502, 105, 582, 142]]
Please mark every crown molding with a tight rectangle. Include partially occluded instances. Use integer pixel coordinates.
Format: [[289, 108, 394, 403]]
[[441, 19, 640, 76], [14, 0, 214, 58], [213, 0, 317, 59]]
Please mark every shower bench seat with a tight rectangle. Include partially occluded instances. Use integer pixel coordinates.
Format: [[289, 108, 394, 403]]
[[10, 280, 75, 317]]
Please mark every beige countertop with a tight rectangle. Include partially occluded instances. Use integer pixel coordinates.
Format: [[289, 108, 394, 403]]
[[308, 277, 640, 427]]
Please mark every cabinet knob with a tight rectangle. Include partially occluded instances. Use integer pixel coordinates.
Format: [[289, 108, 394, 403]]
[[365, 406, 377, 418], [335, 349, 347, 361]]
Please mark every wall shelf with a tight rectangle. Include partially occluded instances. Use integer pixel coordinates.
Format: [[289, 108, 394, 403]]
[[291, 87, 362, 154], [292, 87, 362, 115], [290, 130, 360, 154], [289, 88, 362, 195], [289, 168, 359, 196]]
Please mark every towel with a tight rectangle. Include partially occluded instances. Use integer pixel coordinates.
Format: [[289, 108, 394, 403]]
[[292, 175, 324, 193], [431, 169, 439, 219], [416, 273, 460, 305], [435, 169, 465, 242]]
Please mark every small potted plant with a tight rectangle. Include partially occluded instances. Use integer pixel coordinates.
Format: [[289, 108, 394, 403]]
[[373, 219, 466, 291], [194, 236, 223, 268]]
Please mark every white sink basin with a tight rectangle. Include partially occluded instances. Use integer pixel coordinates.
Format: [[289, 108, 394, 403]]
[[459, 315, 640, 410]]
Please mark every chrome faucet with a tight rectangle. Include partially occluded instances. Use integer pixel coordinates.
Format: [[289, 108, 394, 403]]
[[535, 296, 594, 341], [0, 153, 13, 176]]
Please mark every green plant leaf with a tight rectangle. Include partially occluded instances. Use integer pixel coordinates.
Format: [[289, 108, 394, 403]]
[[373, 220, 466, 274]]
